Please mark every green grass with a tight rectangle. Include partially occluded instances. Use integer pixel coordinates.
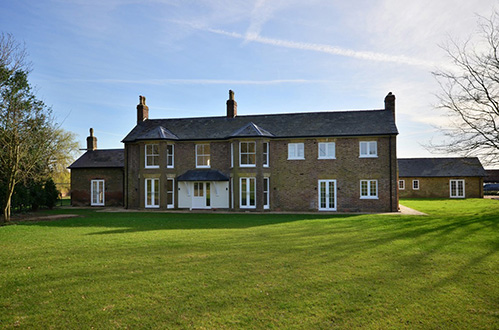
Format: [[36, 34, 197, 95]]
[[1, 199, 498, 329]]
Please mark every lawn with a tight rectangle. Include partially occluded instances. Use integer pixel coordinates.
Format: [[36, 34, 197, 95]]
[[0, 199, 497, 329]]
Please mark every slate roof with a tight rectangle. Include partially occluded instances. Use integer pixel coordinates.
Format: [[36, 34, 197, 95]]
[[177, 170, 230, 181], [398, 158, 486, 178], [68, 149, 124, 169], [122, 109, 398, 142]]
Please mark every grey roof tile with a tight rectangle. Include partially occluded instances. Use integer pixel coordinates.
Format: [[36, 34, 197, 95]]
[[68, 149, 124, 169], [177, 170, 230, 181], [122, 109, 398, 142], [398, 158, 486, 177]]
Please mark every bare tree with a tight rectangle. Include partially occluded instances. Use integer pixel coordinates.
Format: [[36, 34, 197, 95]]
[[432, 11, 499, 165], [0, 33, 77, 224]]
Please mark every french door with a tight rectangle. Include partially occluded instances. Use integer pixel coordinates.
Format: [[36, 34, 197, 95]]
[[450, 179, 465, 198], [319, 180, 336, 211], [145, 178, 160, 208], [91, 180, 105, 206]]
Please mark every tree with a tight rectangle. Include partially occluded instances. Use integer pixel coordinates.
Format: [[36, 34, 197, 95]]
[[432, 11, 499, 165], [0, 33, 77, 224]]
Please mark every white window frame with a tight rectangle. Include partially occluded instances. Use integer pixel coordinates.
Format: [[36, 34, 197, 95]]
[[166, 178, 175, 208], [450, 179, 465, 198], [196, 144, 210, 168], [90, 179, 105, 206], [288, 143, 305, 160], [166, 144, 174, 168], [263, 177, 270, 209], [239, 141, 256, 167], [360, 180, 378, 199], [145, 178, 160, 208], [413, 180, 419, 190], [263, 142, 269, 167], [399, 180, 405, 190], [359, 141, 377, 158], [318, 142, 335, 159], [145, 144, 159, 168], [318, 179, 337, 211], [240, 177, 256, 209]]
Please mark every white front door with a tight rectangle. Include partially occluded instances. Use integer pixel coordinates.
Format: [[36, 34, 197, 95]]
[[319, 180, 336, 211], [192, 182, 211, 209], [91, 180, 105, 206]]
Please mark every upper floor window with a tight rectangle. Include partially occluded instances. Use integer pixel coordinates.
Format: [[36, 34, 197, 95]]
[[399, 180, 405, 190], [230, 143, 234, 168], [360, 180, 378, 199], [145, 144, 159, 168], [318, 142, 335, 159], [412, 180, 419, 190], [166, 144, 174, 168], [359, 141, 377, 158], [288, 143, 304, 160], [263, 142, 269, 167], [240, 141, 256, 167], [196, 144, 210, 168]]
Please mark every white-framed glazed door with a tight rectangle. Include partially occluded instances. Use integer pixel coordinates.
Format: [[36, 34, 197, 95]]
[[450, 179, 465, 198], [318, 180, 336, 211], [91, 179, 105, 206], [192, 182, 211, 209]]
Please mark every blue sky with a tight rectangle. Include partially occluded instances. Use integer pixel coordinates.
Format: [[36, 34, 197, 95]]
[[0, 0, 495, 163]]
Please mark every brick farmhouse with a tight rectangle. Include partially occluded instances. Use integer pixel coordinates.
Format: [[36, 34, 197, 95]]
[[70, 91, 400, 212]]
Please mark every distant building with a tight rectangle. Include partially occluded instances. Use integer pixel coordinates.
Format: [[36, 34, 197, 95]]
[[69, 91, 399, 212], [398, 158, 486, 198], [68, 129, 124, 206]]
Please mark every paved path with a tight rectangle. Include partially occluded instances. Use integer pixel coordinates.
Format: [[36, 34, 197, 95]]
[[399, 204, 427, 215]]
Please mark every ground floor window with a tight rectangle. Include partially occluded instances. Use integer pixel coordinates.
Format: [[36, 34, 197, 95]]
[[413, 180, 419, 190], [240, 177, 256, 208], [263, 177, 270, 209], [166, 179, 174, 208], [399, 180, 405, 190], [91, 179, 105, 206], [360, 180, 378, 199], [319, 180, 336, 211], [145, 178, 160, 208], [450, 179, 465, 198]]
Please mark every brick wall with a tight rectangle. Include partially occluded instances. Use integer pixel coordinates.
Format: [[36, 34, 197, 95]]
[[124, 135, 398, 212], [70, 168, 124, 206], [398, 177, 483, 198]]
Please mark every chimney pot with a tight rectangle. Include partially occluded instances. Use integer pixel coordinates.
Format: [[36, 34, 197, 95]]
[[226, 90, 237, 118], [137, 95, 149, 123], [86, 128, 97, 151]]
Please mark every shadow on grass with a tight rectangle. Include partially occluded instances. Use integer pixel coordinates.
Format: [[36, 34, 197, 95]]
[[16, 210, 362, 234]]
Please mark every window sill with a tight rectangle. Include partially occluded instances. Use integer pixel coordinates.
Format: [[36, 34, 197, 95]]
[[360, 197, 378, 200], [240, 164, 256, 168], [145, 166, 160, 169], [196, 166, 210, 169], [318, 157, 336, 160], [240, 206, 256, 209], [359, 155, 378, 158], [145, 205, 160, 208], [288, 158, 305, 160]]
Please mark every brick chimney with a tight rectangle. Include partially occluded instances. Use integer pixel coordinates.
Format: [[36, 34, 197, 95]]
[[137, 95, 149, 123], [226, 90, 237, 118], [384, 92, 395, 120], [86, 128, 97, 151]]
